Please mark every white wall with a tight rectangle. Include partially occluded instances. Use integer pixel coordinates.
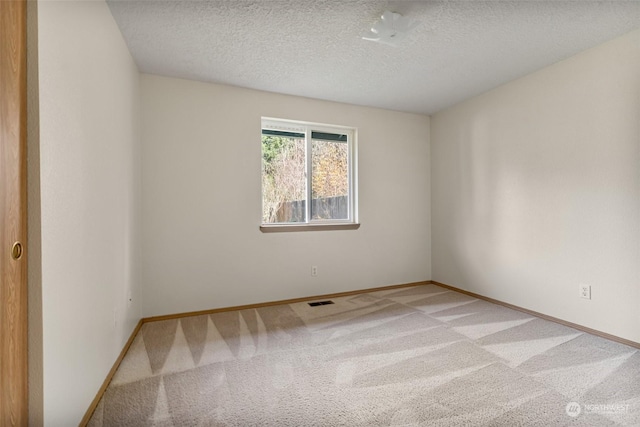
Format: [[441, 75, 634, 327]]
[[141, 75, 431, 316], [431, 30, 640, 343], [37, 1, 141, 424]]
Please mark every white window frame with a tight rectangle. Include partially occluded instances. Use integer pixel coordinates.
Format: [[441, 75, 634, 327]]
[[260, 117, 359, 232]]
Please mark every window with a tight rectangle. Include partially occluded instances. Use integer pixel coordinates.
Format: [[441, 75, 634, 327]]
[[261, 118, 357, 230]]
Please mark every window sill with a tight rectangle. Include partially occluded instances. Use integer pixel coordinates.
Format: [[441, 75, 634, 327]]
[[260, 223, 360, 233]]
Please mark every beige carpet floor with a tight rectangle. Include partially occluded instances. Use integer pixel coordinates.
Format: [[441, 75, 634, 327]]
[[88, 284, 639, 426]]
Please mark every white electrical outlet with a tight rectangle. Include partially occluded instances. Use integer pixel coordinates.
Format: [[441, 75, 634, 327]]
[[579, 284, 591, 300], [311, 266, 318, 277]]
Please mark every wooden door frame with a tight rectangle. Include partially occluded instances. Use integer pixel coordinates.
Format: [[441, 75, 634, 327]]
[[1, 0, 29, 425]]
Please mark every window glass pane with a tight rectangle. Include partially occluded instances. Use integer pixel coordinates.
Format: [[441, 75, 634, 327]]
[[311, 138, 349, 220], [261, 134, 306, 223], [263, 129, 305, 139], [311, 131, 348, 142]]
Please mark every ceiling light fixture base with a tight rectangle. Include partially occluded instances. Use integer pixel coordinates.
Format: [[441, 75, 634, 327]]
[[362, 10, 419, 46]]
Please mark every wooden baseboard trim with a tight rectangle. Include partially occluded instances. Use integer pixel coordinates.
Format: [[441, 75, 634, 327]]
[[78, 319, 144, 427], [431, 280, 640, 350], [143, 281, 431, 323]]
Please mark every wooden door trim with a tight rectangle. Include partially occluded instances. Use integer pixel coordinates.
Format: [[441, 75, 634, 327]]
[[1, 0, 29, 425]]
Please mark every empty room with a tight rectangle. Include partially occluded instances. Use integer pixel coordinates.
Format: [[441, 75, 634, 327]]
[[1, 0, 639, 425]]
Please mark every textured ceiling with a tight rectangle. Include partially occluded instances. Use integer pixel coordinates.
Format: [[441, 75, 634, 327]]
[[107, 1, 640, 115]]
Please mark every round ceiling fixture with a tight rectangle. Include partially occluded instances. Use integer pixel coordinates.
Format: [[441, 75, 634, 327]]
[[362, 10, 420, 46]]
